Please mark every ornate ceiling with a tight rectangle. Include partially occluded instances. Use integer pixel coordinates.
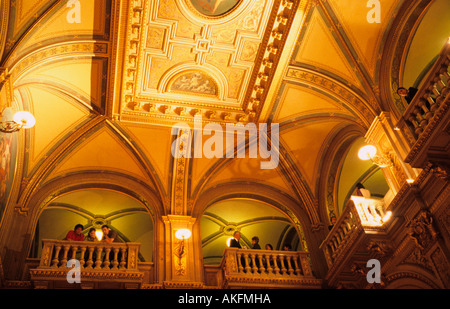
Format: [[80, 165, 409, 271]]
[[0, 0, 446, 263]]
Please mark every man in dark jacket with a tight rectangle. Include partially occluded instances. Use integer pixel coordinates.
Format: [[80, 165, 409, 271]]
[[397, 87, 418, 104]]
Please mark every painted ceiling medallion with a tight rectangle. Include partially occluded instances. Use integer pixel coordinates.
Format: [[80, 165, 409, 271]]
[[189, 0, 241, 17], [169, 71, 218, 97]]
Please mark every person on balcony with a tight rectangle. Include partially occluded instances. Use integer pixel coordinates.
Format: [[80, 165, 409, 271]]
[[229, 231, 242, 248], [265, 244, 273, 250], [283, 244, 292, 251], [251, 236, 261, 249], [101, 225, 121, 243], [85, 228, 98, 242], [397, 86, 418, 104], [64, 224, 85, 241], [355, 183, 371, 198]]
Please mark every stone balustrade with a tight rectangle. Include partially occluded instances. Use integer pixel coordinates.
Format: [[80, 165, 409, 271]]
[[37, 239, 140, 271], [397, 43, 450, 149], [220, 247, 322, 288], [30, 239, 143, 288], [320, 196, 390, 268]]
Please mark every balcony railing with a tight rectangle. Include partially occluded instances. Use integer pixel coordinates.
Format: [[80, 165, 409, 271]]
[[30, 239, 144, 288], [220, 247, 322, 288], [320, 196, 389, 268], [396, 42, 450, 166]]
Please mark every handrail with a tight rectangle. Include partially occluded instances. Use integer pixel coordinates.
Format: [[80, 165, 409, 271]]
[[37, 239, 141, 271]]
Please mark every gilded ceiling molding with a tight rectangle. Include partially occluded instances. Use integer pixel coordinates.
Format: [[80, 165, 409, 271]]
[[378, 0, 433, 121], [283, 66, 376, 128], [6, 41, 108, 82], [0, 0, 9, 61], [170, 127, 191, 215], [245, 0, 303, 120], [116, 0, 303, 126], [175, 0, 254, 24], [1, 0, 60, 64]]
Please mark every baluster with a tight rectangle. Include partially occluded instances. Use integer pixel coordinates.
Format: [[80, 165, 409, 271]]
[[272, 254, 280, 275], [258, 254, 265, 274], [250, 253, 258, 274], [103, 247, 111, 269], [237, 252, 244, 273], [286, 255, 294, 275], [70, 246, 78, 262], [426, 96, 437, 113], [279, 255, 287, 275], [293, 255, 301, 276], [244, 253, 251, 273], [60, 245, 70, 268], [85, 246, 95, 269], [94, 246, 104, 269], [265, 253, 273, 274], [52, 245, 62, 268], [414, 106, 428, 128], [119, 247, 127, 269], [111, 247, 120, 270], [79, 246, 87, 268]]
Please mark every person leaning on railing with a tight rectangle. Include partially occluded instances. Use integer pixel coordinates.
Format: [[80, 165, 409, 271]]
[[397, 86, 418, 104], [64, 224, 85, 241], [85, 228, 98, 242], [101, 225, 121, 243]]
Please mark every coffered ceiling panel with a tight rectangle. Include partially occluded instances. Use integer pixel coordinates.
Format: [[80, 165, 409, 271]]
[[116, 0, 295, 126]]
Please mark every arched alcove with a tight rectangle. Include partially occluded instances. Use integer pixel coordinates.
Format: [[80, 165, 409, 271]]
[[29, 189, 154, 262], [200, 198, 306, 265], [337, 137, 390, 215]]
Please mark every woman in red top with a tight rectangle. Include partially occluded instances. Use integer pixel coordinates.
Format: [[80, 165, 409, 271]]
[[65, 224, 85, 241]]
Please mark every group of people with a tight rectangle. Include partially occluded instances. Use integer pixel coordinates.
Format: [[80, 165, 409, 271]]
[[64, 224, 121, 243], [229, 231, 292, 251]]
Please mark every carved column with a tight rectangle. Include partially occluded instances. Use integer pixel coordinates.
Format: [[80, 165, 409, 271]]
[[162, 215, 203, 288], [365, 112, 421, 194]]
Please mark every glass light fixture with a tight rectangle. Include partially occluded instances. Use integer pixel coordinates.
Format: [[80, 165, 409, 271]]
[[175, 228, 192, 240], [358, 145, 377, 161], [358, 144, 392, 168], [0, 110, 36, 133], [13, 111, 36, 128], [95, 230, 103, 241]]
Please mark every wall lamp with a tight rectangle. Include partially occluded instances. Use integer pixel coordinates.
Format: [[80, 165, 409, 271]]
[[358, 145, 392, 168], [0, 110, 36, 133]]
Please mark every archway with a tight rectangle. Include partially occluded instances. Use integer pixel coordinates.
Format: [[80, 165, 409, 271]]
[[29, 189, 154, 262], [200, 198, 307, 265]]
